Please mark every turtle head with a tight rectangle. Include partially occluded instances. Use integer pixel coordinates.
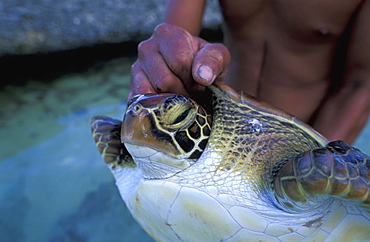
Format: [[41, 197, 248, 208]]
[[121, 93, 212, 178]]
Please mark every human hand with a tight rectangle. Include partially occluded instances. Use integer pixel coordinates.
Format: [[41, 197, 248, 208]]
[[129, 23, 231, 99]]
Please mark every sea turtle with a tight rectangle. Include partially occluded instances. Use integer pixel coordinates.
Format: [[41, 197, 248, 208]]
[[91, 82, 370, 241]]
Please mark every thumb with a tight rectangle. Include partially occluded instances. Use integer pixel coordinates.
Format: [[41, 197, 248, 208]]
[[192, 41, 231, 86]]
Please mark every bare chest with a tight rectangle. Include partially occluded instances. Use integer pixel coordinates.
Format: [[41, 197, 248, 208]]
[[219, 0, 362, 41]]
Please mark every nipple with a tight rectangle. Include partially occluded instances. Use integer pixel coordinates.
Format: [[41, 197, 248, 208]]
[[316, 27, 332, 38]]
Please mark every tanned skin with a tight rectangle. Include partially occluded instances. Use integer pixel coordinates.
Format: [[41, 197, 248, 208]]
[[130, 0, 370, 145]]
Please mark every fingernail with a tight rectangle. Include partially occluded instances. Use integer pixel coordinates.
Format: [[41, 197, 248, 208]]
[[198, 65, 214, 83]]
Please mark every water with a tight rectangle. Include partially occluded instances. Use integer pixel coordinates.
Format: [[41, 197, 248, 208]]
[[0, 55, 369, 242], [0, 57, 153, 242]]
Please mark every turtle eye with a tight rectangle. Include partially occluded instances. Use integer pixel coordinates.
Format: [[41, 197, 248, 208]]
[[160, 95, 197, 129], [171, 108, 191, 125], [132, 103, 142, 113], [164, 104, 196, 129]]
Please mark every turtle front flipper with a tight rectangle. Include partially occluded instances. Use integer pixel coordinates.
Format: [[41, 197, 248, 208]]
[[90, 116, 135, 169], [274, 140, 370, 211]]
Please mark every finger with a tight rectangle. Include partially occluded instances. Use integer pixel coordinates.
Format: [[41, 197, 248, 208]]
[[128, 61, 156, 100], [192, 42, 231, 86], [137, 34, 190, 96], [155, 24, 199, 88]]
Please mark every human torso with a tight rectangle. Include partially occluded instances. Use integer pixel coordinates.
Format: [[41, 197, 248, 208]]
[[218, 0, 362, 121]]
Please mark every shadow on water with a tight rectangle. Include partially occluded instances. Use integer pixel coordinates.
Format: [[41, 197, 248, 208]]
[[0, 39, 369, 242], [0, 42, 139, 88]]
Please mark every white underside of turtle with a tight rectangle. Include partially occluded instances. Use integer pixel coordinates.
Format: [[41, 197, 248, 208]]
[[115, 150, 370, 242]]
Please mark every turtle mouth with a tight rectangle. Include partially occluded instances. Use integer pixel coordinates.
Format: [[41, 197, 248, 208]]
[[123, 143, 194, 179], [121, 137, 180, 159]]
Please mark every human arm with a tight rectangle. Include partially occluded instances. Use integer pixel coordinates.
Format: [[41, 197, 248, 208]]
[[165, 0, 206, 35], [312, 0, 370, 145]]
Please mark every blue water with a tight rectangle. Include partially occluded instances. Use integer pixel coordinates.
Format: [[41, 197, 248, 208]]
[[0, 57, 369, 241], [0, 102, 153, 242], [0, 57, 154, 242]]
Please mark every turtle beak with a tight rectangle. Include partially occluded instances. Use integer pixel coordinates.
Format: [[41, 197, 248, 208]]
[[121, 107, 153, 144]]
